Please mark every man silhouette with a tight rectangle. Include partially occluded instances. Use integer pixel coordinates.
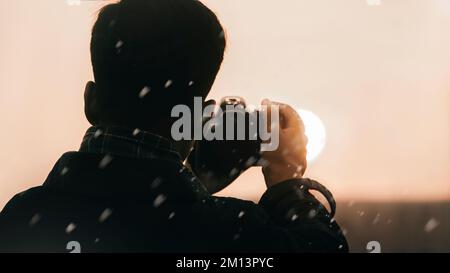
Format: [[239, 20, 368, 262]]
[[0, 0, 348, 252]]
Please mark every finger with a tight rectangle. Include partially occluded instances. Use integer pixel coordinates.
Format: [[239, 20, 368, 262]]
[[203, 99, 217, 115], [202, 99, 217, 124], [261, 99, 272, 133], [268, 101, 303, 130]]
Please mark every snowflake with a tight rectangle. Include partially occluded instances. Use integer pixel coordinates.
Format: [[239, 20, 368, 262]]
[[65, 223, 77, 234], [164, 80, 173, 89], [60, 167, 69, 176], [424, 218, 440, 233], [94, 129, 103, 138], [372, 213, 381, 225], [99, 154, 113, 169], [115, 40, 124, 49], [291, 214, 299, 221], [153, 194, 167, 208], [139, 86, 151, 98], [245, 157, 258, 167], [238, 211, 245, 218], [308, 209, 317, 218], [229, 168, 239, 177], [133, 128, 141, 136], [29, 213, 41, 227], [99, 208, 113, 223], [168, 212, 176, 220], [151, 177, 163, 189]]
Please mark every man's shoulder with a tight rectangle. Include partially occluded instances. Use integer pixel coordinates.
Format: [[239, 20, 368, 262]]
[[0, 186, 49, 216]]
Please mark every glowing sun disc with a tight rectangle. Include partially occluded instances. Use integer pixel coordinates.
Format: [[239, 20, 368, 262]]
[[297, 109, 326, 162]]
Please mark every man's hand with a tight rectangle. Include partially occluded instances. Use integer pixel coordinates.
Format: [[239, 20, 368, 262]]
[[261, 99, 308, 188]]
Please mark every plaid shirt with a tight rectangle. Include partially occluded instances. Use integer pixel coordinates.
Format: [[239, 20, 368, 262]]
[[79, 126, 337, 217], [80, 126, 181, 162]]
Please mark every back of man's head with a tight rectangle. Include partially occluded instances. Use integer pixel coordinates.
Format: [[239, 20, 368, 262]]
[[90, 0, 226, 129]]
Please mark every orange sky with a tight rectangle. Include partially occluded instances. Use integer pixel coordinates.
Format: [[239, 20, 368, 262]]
[[0, 0, 449, 207]]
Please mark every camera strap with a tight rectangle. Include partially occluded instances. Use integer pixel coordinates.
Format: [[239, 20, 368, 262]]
[[297, 178, 336, 218]]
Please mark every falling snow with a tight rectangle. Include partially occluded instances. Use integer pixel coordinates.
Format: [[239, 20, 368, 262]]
[[229, 168, 239, 177], [291, 214, 298, 221], [168, 212, 176, 220], [164, 80, 173, 88], [188, 81, 194, 86], [99, 155, 113, 169], [29, 213, 41, 227], [308, 209, 317, 219], [153, 194, 167, 208], [151, 177, 163, 189], [139, 86, 151, 98], [115, 40, 124, 49], [65, 223, 77, 234], [238, 211, 245, 218], [245, 157, 258, 167], [372, 213, 381, 225], [94, 129, 103, 138], [60, 167, 69, 176], [424, 218, 440, 233], [133, 128, 141, 136], [99, 208, 113, 223]]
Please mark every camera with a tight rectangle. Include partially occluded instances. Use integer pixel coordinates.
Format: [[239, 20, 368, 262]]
[[187, 96, 265, 194]]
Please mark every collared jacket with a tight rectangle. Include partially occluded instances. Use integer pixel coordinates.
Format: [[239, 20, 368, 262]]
[[0, 127, 348, 252]]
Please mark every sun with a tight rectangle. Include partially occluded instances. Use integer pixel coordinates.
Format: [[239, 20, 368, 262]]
[[296, 109, 327, 162]]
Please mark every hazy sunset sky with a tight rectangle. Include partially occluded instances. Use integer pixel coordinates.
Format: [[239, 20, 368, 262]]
[[0, 0, 449, 208]]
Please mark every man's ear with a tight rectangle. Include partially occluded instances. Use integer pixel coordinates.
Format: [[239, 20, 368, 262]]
[[84, 81, 100, 126]]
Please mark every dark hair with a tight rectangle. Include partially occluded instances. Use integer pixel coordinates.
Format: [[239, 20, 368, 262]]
[[90, 0, 226, 126]]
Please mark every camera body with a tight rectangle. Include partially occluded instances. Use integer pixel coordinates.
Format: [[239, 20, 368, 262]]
[[187, 96, 264, 194]]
